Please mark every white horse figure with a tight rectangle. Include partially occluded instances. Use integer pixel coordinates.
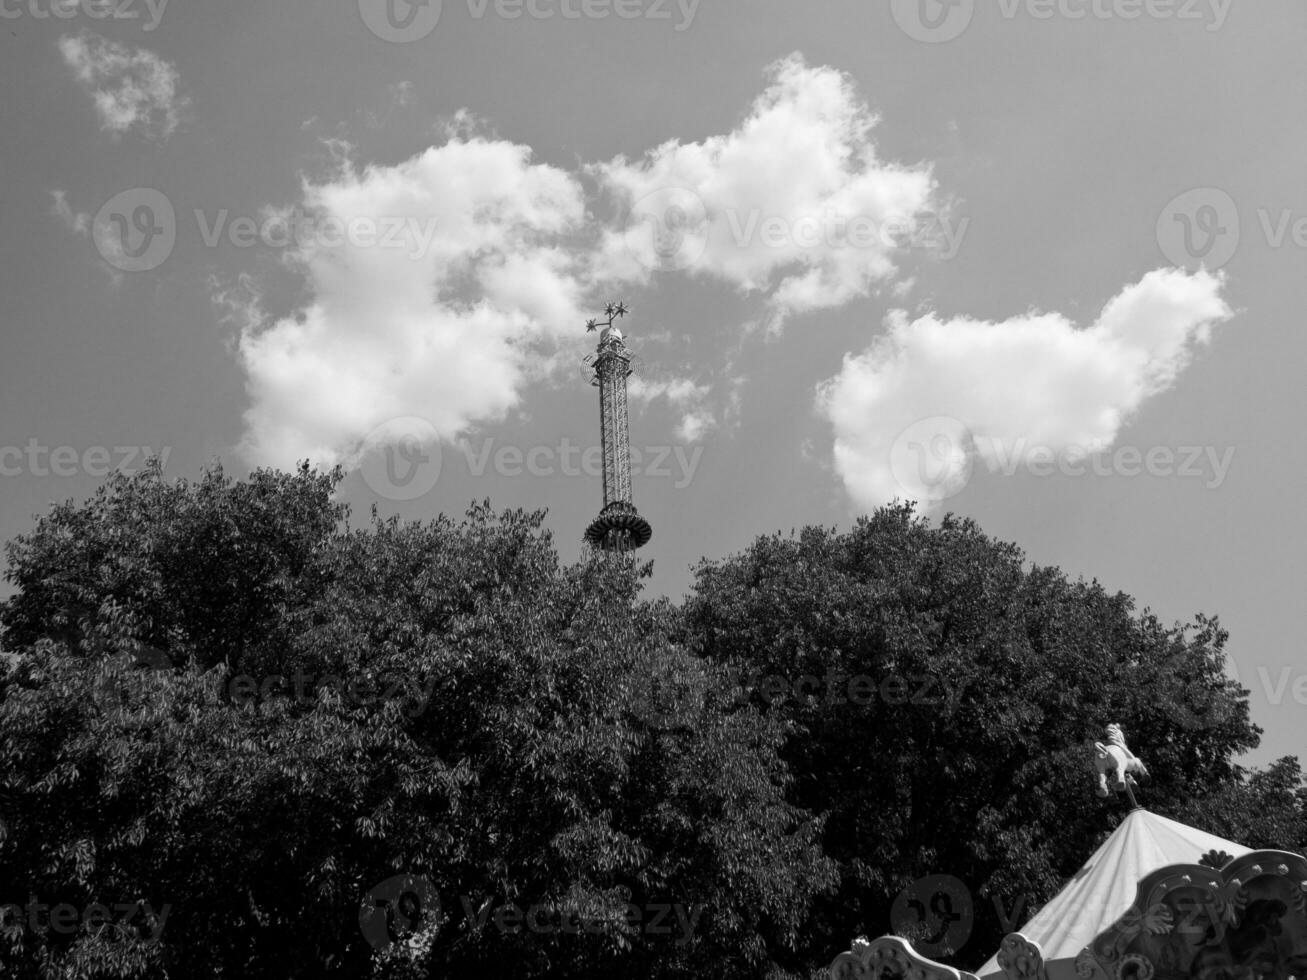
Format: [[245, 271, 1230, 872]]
[[1093, 723, 1148, 798]]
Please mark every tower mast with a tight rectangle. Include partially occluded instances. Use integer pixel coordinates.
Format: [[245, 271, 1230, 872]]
[[583, 302, 653, 552]]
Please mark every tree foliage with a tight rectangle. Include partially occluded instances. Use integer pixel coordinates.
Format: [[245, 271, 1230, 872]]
[[0, 469, 1290, 979], [1175, 757, 1307, 854], [0, 463, 832, 979], [681, 504, 1266, 969]]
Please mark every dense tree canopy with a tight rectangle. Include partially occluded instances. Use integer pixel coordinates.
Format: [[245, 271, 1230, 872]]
[[680, 506, 1284, 969], [0, 463, 1299, 979], [0, 463, 832, 979]]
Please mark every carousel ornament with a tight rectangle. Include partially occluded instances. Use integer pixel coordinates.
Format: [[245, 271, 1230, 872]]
[[1093, 724, 1148, 807], [1200, 849, 1235, 870]]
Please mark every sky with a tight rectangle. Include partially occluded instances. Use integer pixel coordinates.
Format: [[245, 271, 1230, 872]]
[[1, 0, 1304, 771]]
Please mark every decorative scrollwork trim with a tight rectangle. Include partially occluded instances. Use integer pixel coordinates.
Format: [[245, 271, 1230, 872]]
[[830, 935, 982, 980], [997, 932, 1048, 980]]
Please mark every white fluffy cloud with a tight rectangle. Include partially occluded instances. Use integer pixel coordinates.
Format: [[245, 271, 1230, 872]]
[[591, 54, 941, 329], [237, 136, 591, 467], [240, 55, 930, 469], [58, 33, 188, 139], [245, 56, 1216, 485], [818, 268, 1234, 510]]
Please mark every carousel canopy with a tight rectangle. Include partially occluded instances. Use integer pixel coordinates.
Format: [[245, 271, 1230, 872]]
[[976, 808, 1250, 980]]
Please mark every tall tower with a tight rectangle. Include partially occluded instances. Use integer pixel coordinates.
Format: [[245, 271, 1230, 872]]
[[583, 302, 652, 552]]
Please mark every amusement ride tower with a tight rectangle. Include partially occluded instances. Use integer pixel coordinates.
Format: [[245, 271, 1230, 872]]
[[583, 302, 653, 553]]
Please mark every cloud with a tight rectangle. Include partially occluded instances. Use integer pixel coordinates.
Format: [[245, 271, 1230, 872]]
[[364, 81, 416, 129], [50, 190, 90, 236], [674, 410, 715, 443], [629, 375, 709, 405], [817, 268, 1234, 510], [232, 56, 939, 469], [209, 273, 265, 336], [58, 33, 188, 139], [629, 374, 715, 442], [236, 134, 592, 468], [590, 53, 940, 330], [51, 189, 128, 286]]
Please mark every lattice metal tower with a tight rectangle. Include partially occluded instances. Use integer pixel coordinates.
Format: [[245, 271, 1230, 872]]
[[583, 302, 653, 552]]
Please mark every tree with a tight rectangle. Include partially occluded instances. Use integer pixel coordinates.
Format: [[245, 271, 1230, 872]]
[[1175, 757, 1307, 854], [0, 472, 1281, 979], [0, 464, 835, 979], [1, 458, 343, 669], [681, 503, 1261, 972]]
